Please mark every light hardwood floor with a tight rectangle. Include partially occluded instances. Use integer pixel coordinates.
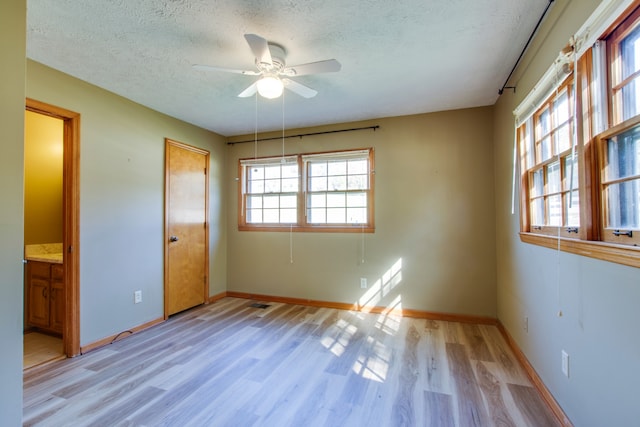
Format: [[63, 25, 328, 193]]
[[23, 332, 64, 370], [23, 297, 562, 426]]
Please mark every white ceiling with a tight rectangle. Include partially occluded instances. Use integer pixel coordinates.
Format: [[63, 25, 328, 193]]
[[26, 0, 551, 137]]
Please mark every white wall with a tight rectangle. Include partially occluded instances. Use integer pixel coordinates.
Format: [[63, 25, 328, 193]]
[[26, 61, 228, 347], [0, 0, 26, 424], [494, 1, 640, 425], [227, 109, 498, 317]]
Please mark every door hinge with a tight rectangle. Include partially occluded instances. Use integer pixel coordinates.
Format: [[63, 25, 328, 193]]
[[204, 167, 207, 174]]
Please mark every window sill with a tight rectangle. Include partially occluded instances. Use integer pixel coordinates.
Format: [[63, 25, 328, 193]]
[[239, 225, 375, 233], [519, 233, 640, 268]]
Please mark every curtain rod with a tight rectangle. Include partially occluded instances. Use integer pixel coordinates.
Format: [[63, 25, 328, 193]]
[[227, 125, 380, 145], [499, 0, 555, 95]]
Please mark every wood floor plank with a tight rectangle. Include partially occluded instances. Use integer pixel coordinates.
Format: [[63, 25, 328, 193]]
[[22, 297, 563, 427], [509, 383, 562, 427], [424, 390, 456, 427], [446, 342, 491, 426], [391, 323, 420, 426]]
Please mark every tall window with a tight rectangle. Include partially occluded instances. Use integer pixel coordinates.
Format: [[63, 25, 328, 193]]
[[239, 148, 374, 232], [609, 7, 640, 124], [520, 79, 580, 237]]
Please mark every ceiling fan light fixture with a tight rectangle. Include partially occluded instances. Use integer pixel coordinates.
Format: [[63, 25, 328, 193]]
[[257, 75, 284, 99]]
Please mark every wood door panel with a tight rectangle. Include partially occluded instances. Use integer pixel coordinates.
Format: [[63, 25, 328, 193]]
[[165, 139, 209, 316]]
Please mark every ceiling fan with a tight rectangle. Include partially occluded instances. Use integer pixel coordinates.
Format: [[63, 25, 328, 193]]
[[194, 34, 341, 99]]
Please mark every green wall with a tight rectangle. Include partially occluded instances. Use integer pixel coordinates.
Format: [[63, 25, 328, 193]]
[[227, 108, 498, 317], [0, 0, 26, 424]]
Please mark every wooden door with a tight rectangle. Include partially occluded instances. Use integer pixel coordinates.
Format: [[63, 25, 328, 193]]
[[164, 139, 209, 317]]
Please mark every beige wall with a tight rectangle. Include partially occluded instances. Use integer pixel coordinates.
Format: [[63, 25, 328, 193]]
[[26, 60, 228, 346], [0, 0, 26, 424], [24, 110, 64, 245], [494, 1, 639, 426], [227, 108, 497, 317]]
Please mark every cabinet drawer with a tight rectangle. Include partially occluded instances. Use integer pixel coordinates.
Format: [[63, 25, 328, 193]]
[[51, 264, 64, 280], [29, 261, 51, 279]]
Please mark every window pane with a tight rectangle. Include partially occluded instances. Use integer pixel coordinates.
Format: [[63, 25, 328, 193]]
[[263, 195, 279, 209], [308, 208, 326, 223], [281, 177, 298, 192], [248, 166, 264, 180], [347, 192, 367, 207], [347, 174, 367, 190], [247, 209, 262, 223], [309, 193, 326, 208], [280, 195, 297, 208], [531, 169, 544, 197], [280, 209, 296, 223], [347, 208, 366, 224], [554, 91, 569, 124], [538, 109, 550, 136], [327, 208, 346, 223], [547, 161, 561, 194], [348, 159, 368, 174], [264, 165, 281, 179], [564, 154, 579, 191], [310, 162, 327, 177], [247, 195, 262, 209], [327, 193, 345, 208], [541, 136, 552, 161], [328, 161, 347, 175], [328, 175, 347, 191], [555, 123, 571, 153], [605, 179, 640, 228], [531, 198, 545, 226], [248, 180, 264, 194], [566, 190, 580, 227], [263, 209, 279, 223], [264, 179, 281, 193], [310, 176, 327, 191], [605, 126, 640, 181], [621, 24, 640, 80], [548, 194, 562, 226], [281, 164, 298, 178]]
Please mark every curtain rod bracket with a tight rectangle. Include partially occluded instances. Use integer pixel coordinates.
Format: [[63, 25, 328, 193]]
[[499, 86, 516, 95], [499, 0, 555, 96]]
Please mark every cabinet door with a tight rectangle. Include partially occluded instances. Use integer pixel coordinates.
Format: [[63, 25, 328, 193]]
[[50, 265, 65, 333], [50, 281, 64, 333], [27, 277, 50, 328]]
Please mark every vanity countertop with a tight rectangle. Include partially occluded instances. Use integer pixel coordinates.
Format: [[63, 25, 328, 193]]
[[25, 243, 63, 264]]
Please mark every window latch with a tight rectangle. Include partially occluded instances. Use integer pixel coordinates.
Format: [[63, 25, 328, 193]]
[[532, 225, 542, 231], [566, 227, 579, 233], [613, 229, 633, 237]]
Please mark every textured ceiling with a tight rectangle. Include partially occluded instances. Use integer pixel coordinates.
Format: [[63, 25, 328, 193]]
[[26, 0, 551, 137]]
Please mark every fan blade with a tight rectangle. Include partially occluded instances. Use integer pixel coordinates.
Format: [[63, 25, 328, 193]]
[[238, 81, 258, 98], [283, 59, 341, 76], [193, 64, 260, 76], [282, 78, 317, 98], [244, 34, 272, 65]]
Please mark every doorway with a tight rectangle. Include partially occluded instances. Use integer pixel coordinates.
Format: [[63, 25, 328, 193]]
[[25, 99, 80, 360], [164, 138, 209, 317]]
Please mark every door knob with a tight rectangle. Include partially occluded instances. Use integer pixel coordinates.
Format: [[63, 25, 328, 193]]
[[169, 236, 179, 242]]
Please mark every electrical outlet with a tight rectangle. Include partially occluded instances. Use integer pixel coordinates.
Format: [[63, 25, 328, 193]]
[[523, 316, 529, 333], [561, 350, 569, 377], [134, 290, 142, 304], [360, 278, 367, 289]]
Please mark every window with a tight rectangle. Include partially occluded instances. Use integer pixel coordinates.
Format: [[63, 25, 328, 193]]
[[239, 148, 374, 232], [516, 3, 640, 267], [520, 79, 580, 238]]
